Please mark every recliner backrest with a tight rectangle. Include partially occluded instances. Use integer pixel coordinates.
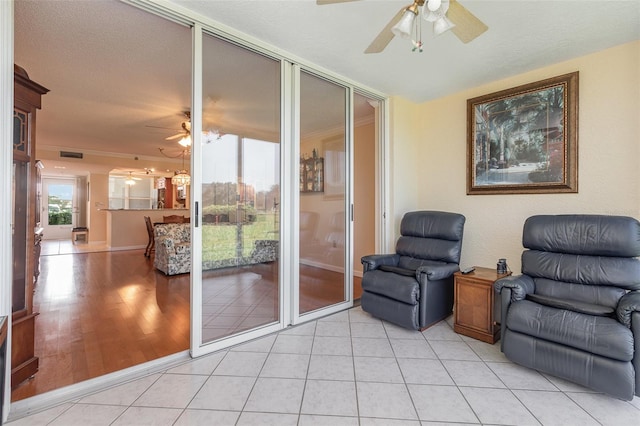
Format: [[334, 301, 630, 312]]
[[521, 215, 640, 304], [395, 211, 465, 266]]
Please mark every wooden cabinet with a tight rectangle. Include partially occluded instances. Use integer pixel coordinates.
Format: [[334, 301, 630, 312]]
[[12, 65, 48, 388], [453, 267, 511, 344], [300, 154, 324, 193]]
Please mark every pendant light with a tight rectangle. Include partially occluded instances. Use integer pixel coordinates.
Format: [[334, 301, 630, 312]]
[[171, 150, 190, 186]]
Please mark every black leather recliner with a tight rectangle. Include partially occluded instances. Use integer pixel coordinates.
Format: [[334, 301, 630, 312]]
[[495, 214, 640, 400], [360, 211, 465, 330]]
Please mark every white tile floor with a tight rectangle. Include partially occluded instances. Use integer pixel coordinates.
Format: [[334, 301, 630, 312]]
[[8, 306, 640, 425]]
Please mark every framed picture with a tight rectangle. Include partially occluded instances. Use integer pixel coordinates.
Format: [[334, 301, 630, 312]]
[[467, 72, 578, 195]]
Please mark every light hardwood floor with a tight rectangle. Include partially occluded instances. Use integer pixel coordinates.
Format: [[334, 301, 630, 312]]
[[12, 244, 362, 401]]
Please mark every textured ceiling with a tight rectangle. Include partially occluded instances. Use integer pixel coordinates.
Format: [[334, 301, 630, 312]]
[[172, 0, 640, 102], [13, 0, 640, 175]]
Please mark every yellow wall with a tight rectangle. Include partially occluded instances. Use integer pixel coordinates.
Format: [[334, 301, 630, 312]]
[[88, 173, 109, 242], [353, 121, 376, 275], [388, 96, 423, 233], [390, 41, 640, 273]]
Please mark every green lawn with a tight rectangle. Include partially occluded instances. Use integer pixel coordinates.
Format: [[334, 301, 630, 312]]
[[202, 212, 278, 262]]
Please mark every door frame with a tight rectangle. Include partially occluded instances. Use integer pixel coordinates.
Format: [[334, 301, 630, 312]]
[[1, 1, 14, 420], [290, 66, 356, 325], [189, 25, 288, 357], [41, 177, 77, 240]]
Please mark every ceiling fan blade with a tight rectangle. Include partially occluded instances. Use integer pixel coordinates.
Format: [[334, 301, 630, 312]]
[[165, 133, 185, 141], [316, 0, 360, 5], [146, 125, 180, 131], [447, 0, 488, 44], [364, 8, 405, 54]]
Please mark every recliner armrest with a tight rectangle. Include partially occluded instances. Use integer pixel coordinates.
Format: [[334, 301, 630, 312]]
[[416, 263, 459, 282], [494, 274, 535, 302], [617, 290, 640, 327], [361, 254, 400, 272]]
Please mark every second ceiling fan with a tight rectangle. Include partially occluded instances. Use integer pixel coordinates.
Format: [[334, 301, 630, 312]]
[[317, 0, 488, 53], [165, 111, 192, 147]]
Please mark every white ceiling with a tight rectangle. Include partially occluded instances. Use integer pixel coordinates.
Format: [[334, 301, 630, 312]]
[[172, 0, 640, 102], [13, 0, 640, 174]]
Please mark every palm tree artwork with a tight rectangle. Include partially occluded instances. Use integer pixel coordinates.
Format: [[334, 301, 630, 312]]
[[473, 85, 565, 186]]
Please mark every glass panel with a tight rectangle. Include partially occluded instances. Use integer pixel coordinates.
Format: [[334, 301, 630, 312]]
[[13, 109, 28, 153], [108, 176, 156, 209], [200, 32, 281, 344], [47, 183, 73, 226], [299, 71, 347, 315], [109, 176, 126, 209], [12, 161, 28, 313]]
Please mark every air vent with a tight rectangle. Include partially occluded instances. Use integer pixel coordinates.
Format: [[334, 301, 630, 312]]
[[59, 151, 83, 159]]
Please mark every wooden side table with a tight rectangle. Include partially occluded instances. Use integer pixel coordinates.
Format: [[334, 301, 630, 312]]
[[453, 266, 511, 344]]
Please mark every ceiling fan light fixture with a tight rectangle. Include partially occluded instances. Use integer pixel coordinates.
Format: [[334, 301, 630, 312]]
[[392, 3, 420, 39], [178, 135, 192, 147], [433, 16, 455, 36], [125, 172, 136, 186], [423, 0, 449, 22], [426, 0, 441, 12]]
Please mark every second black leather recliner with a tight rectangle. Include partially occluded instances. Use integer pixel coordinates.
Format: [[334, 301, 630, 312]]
[[360, 211, 465, 330], [495, 214, 640, 400]]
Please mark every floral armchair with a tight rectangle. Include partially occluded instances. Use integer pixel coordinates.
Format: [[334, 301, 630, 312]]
[[154, 223, 191, 275]]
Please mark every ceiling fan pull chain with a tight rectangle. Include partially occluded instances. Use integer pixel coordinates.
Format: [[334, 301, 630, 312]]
[[412, 9, 424, 53]]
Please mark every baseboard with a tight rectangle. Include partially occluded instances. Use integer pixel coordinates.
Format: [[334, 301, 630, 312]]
[[8, 350, 190, 421], [299, 259, 363, 278], [107, 244, 146, 251], [300, 258, 343, 273]]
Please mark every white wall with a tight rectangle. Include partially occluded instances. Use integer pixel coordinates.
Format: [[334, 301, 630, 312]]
[[390, 41, 640, 273]]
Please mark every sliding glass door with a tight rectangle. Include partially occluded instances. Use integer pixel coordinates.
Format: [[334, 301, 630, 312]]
[[189, 27, 367, 354], [296, 70, 352, 319], [193, 30, 282, 352]]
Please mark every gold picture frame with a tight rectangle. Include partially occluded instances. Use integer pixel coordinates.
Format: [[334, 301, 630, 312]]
[[467, 72, 578, 195]]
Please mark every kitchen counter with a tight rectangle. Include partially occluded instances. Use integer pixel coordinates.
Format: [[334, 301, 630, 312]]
[[104, 209, 189, 250]]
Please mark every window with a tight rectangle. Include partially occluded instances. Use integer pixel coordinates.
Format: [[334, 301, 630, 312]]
[[108, 175, 157, 209]]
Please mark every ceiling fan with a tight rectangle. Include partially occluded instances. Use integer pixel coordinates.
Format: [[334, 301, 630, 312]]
[[317, 0, 488, 53], [164, 111, 192, 147], [162, 111, 223, 148], [124, 171, 142, 185]]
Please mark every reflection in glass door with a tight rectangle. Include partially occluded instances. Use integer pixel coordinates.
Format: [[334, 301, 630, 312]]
[[298, 70, 350, 316], [197, 31, 281, 347]]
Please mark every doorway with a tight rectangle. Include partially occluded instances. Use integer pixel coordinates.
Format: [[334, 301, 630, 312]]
[[42, 178, 75, 240], [9, 0, 386, 403]]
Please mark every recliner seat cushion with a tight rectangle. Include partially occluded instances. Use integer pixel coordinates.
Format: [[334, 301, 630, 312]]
[[525, 293, 615, 317], [361, 270, 419, 305], [533, 278, 626, 310], [507, 300, 634, 361], [378, 265, 415, 277]]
